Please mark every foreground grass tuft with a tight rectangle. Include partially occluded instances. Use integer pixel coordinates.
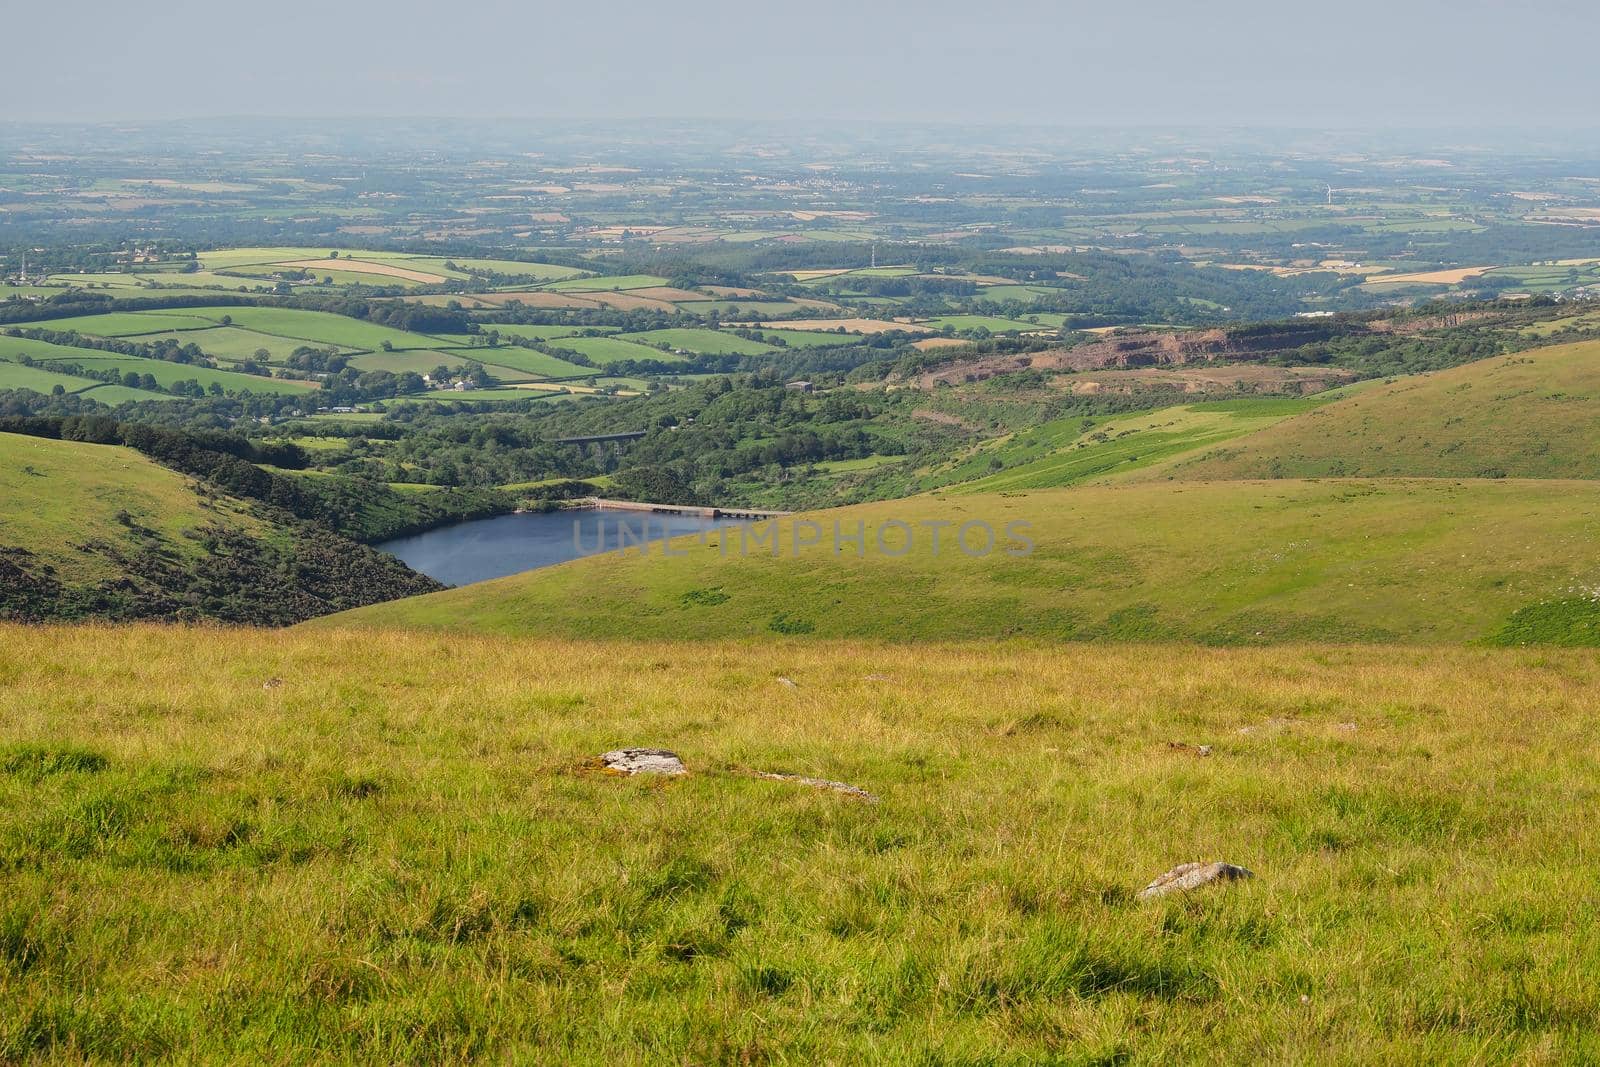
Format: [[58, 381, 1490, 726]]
[[2, 625, 1599, 1060]]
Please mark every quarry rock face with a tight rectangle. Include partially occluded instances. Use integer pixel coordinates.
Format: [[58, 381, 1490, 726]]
[[600, 748, 687, 777], [1137, 861, 1254, 899]]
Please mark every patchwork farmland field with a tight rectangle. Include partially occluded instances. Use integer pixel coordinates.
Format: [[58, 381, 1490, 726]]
[[550, 336, 688, 365], [620, 328, 775, 355]]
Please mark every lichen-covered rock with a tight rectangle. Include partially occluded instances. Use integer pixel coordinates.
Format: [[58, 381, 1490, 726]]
[[1137, 861, 1253, 899], [599, 748, 687, 777]]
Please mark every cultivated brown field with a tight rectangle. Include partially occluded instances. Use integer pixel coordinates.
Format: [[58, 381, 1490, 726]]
[[283, 259, 449, 283], [1366, 267, 1491, 285]]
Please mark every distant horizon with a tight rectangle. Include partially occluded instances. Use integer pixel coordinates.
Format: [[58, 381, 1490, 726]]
[[13, 0, 1600, 128]]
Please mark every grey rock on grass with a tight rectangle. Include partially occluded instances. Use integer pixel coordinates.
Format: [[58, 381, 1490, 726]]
[[751, 770, 878, 802], [600, 748, 687, 777], [1138, 861, 1253, 899]]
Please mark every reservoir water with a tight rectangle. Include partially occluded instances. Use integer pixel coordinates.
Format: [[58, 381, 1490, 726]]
[[376, 508, 746, 588]]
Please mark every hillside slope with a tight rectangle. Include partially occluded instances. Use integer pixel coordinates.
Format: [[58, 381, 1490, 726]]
[[0, 431, 439, 623], [322, 479, 1600, 645], [5, 625, 1600, 1060], [1156, 341, 1600, 481]]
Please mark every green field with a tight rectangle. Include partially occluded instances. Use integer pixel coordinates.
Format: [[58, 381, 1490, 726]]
[[2, 335, 315, 394], [545, 274, 670, 292], [4, 341, 318, 396], [188, 249, 588, 286], [6, 626, 1600, 1060], [460, 324, 617, 342], [0, 362, 139, 399], [451, 347, 594, 379], [195, 247, 345, 270], [361, 343, 593, 380], [676, 300, 821, 317], [551, 336, 687, 365], [620, 328, 775, 356], [347, 350, 479, 376], [1164, 342, 1600, 481], [132, 327, 354, 364], [20, 307, 442, 354], [326, 478, 1600, 645], [743, 328, 867, 349], [28, 313, 220, 337], [434, 257, 589, 280], [921, 315, 1047, 333], [396, 388, 565, 404], [183, 308, 445, 351]]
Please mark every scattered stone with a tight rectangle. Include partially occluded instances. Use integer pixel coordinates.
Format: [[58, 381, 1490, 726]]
[[750, 770, 878, 803], [776, 676, 799, 688], [599, 748, 687, 777], [1137, 861, 1254, 900], [262, 678, 283, 691], [1166, 741, 1212, 757], [1197, 744, 1213, 757], [1336, 722, 1358, 732]]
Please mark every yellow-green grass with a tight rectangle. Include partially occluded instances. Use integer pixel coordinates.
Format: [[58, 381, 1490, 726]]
[[953, 399, 1327, 494], [975, 285, 1065, 303], [191, 249, 586, 285], [3, 336, 310, 395], [324, 478, 1600, 646], [675, 300, 821, 317], [430, 257, 589, 280], [746, 327, 868, 348], [0, 433, 259, 582], [181, 308, 444, 352], [922, 315, 1047, 333], [811, 455, 902, 474], [552, 336, 688, 365], [619, 328, 775, 356], [448, 324, 618, 342], [1519, 313, 1600, 339], [195, 247, 343, 270], [26, 312, 219, 337], [347, 350, 479, 375], [44, 273, 268, 293], [131, 327, 355, 364], [77, 384, 177, 405], [5, 625, 1600, 1060], [2, 342, 316, 397], [398, 388, 570, 404], [1161, 342, 1600, 482], [545, 273, 670, 292], [440, 347, 593, 379], [278, 268, 427, 289], [274, 435, 349, 453], [0, 362, 117, 397]]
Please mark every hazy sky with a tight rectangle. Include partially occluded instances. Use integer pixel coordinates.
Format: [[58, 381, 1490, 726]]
[[15, 0, 1600, 127]]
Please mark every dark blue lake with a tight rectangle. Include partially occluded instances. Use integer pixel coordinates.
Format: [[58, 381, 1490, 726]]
[[376, 509, 745, 588]]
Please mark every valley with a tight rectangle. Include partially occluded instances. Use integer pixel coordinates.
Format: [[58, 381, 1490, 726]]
[[6, 112, 1600, 1062]]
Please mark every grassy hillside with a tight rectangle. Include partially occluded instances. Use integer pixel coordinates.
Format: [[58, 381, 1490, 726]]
[[324, 479, 1600, 645], [0, 432, 263, 584], [1163, 341, 1600, 481], [4, 626, 1600, 1061], [0, 431, 438, 624], [944, 397, 1334, 494]]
